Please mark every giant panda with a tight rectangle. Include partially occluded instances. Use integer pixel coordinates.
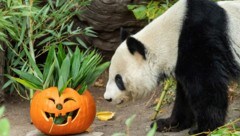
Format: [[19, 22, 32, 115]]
[[104, 0, 240, 135]]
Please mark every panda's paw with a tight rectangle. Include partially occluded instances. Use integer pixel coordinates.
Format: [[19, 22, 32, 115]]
[[151, 118, 181, 132], [188, 126, 207, 136], [188, 125, 198, 135]]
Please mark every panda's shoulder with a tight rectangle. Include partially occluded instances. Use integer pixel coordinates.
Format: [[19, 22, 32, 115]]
[[185, 0, 226, 21]]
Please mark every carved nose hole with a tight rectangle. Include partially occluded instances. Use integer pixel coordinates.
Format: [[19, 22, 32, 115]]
[[56, 104, 63, 110]]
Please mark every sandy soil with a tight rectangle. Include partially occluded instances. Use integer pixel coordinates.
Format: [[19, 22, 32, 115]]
[[3, 77, 240, 136]]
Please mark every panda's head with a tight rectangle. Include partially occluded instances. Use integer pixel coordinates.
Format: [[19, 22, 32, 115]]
[[104, 0, 185, 104], [104, 30, 161, 104]]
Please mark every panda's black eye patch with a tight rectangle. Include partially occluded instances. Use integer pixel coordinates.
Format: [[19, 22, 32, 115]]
[[115, 74, 125, 91]]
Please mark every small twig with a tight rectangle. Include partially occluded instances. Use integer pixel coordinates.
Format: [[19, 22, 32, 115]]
[[145, 90, 156, 107], [217, 118, 240, 130], [126, 126, 130, 136], [191, 118, 240, 136], [191, 131, 210, 136], [14, 84, 30, 100]]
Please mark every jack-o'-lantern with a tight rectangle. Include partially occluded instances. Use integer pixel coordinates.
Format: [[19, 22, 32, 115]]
[[30, 87, 96, 135]]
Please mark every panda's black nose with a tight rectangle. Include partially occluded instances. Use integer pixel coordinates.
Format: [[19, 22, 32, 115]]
[[105, 98, 112, 102]]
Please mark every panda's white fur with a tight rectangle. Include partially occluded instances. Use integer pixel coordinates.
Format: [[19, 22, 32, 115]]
[[104, 0, 187, 103], [105, 0, 240, 134], [104, 0, 240, 104], [218, 1, 240, 64]]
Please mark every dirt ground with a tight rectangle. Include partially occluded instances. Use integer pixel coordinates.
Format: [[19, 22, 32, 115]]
[[3, 74, 240, 136]]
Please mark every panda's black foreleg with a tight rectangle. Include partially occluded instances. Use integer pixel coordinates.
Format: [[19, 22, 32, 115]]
[[152, 82, 194, 132], [187, 80, 228, 135]]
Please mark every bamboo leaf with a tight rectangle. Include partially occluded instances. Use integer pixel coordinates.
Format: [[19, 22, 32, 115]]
[[0, 106, 4, 117], [36, 36, 53, 46], [0, 44, 3, 51], [67, 21, 74, 33], [62, 42, 77, 46], [76, 37, 87, 48], [125, 114, 136, 127], [7, 0, 11, 8], [2, 80, 13, 90], [59, 78, 72, 95], [132, 6, 147, 20], [54, 116, 67, 124], [10, 77, 42, 90], [0, 118, 10, 136], [43, 46, 55, 82], [147, 122, 157, 136], [77, 84, 87, 95], [112, 133, 126, 136], [48, 0, 54, 9], [23, 45, 43, 79], [67, 47, 73, 57], [57, 44, 66, 65], [43, 61, 55, 89], [58, 76, 64, 93], [45, 29, 57, 37], [71, 47, 81, 81], [17, 18, 27, 47], [85, 62, 110, 85], [12, 68, 42, 87], [127, 5, 139, 10], [59, 55, 70, 84], [54, 53, 61, 77]]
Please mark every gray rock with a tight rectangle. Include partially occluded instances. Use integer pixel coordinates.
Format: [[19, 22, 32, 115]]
[[26, 129, 104, 136]]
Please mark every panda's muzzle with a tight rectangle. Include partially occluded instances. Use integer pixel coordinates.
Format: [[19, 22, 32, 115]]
[[105, 98, 124, 105], [105, 98, 112, 102]]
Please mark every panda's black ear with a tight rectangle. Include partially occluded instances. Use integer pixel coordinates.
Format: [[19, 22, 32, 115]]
[[126, 37, 146, 60], [120, 28, 130, 42]]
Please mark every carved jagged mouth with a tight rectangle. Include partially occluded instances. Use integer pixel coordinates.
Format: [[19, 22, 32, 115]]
[[44, 109, 79, 124]]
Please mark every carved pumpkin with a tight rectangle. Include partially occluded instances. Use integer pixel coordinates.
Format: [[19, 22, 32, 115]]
[[30, 87, 96, 135]]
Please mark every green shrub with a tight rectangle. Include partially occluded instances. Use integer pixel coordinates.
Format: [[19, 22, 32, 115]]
[[128, 0, 177, 22], [8, 45, 109, 95], [0, 0, 96, 97]]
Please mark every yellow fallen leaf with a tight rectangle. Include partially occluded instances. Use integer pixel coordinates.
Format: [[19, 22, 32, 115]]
[[96, 111, 115, 121]]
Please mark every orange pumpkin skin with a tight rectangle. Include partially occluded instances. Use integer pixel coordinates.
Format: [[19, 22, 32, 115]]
[[30, 87, 96, 135]]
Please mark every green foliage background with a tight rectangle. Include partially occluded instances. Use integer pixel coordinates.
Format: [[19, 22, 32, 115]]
[[0, 0, 97, 99], [128, 0, 178, 22]]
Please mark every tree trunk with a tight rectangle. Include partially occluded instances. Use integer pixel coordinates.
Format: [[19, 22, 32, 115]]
[[77, 0, 147, 51]]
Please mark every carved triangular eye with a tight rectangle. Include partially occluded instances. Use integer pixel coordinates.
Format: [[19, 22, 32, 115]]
[[64, 98, 75, 103], [48, 98, 55, 104]]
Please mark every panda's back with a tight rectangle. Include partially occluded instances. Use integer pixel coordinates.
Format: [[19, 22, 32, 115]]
[[176, 0, 240, 80], [218, 1, 240, 65]]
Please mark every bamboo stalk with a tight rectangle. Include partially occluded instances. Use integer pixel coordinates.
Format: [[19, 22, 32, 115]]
[[151, 82, 168, 120], [26, 0, 35, 99], [26, 0, 35, 62], [151, 78, 174, 121]]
